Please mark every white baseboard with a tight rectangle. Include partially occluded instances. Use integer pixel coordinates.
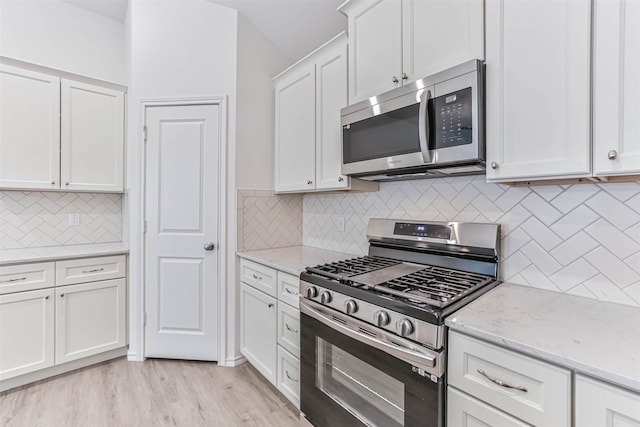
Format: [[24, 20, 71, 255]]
[[0, 347, 128, 393], [224, 355, 247, 367]]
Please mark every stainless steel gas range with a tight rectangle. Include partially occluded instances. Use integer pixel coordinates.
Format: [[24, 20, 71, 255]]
[[298, 218, 501, 427]]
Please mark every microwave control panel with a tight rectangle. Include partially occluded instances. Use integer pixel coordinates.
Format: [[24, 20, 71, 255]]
[[433, 87, 472, 149]]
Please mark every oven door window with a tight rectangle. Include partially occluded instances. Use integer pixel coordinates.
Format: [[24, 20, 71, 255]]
[[316, 337, 405, 427]]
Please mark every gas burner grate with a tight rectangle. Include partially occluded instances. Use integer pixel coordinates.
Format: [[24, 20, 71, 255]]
[[306, 256, 400, 278], [380, 266, 494, 308]]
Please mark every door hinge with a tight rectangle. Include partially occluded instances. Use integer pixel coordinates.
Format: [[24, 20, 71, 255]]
[[144, 312, 147, 326], [143, 125, 147, 143]]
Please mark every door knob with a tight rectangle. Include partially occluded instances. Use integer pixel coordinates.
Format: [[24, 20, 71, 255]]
[[204, 242, 215, 251]]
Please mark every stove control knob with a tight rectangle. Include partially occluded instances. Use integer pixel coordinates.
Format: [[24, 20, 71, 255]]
[[320, 291, 333, 304], [344, 300, 358, 314], [373, 310, 390, 327], [396, 319, 414, 337], [306, 286, 318, 299]]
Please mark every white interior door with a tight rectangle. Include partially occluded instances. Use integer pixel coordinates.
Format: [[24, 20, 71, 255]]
[[144, 104, 220, 361]]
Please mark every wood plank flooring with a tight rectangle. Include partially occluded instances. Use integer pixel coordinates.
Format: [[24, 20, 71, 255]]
[[0, 358, 302, 426]]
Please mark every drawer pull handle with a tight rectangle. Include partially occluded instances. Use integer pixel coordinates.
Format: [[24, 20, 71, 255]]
[[82, 268, 105, 274], [252, 273, 263, 281], [285, 370, 298, 382], [285, 323, 299, 334], [1, 276, 27, 283], [477, 369, 528, 392], [284, 288, 298, 295]]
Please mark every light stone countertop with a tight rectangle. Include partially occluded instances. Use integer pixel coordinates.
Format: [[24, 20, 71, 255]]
[[446, 282, 640, 394], [237, 245, 359, 276], [0, 242, 129, 266]]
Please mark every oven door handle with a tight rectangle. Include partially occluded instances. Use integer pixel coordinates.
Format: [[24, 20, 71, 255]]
[[300, 299, 440, 374]]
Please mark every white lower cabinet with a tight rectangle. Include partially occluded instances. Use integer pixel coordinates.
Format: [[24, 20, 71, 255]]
[[0, 288, 55, 380], [575, 375, 640, 426], [0, 255, 128, 390], [448, 331, 571, 426], [239, 257, 302, 408], [240, 282, 277, 384], [55, 278, 127, 364], [447, 386, 530, 427], [277, 346, 300, 408]]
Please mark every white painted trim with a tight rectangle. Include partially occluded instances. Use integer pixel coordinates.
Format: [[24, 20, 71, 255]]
[[225, 355, 247, 367], [134, 96, 229, 365]]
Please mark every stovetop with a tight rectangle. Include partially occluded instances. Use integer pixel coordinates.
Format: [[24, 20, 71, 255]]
[[306, 255, 494, 309]]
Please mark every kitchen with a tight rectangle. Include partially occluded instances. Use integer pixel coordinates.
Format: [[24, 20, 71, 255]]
[[1, 0, 639, 426]]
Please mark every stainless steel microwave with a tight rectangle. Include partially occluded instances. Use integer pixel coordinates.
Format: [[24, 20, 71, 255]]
[[341, 60, 485, 181]]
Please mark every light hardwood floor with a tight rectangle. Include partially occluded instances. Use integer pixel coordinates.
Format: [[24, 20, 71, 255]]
[[0, 358, 302, 426]]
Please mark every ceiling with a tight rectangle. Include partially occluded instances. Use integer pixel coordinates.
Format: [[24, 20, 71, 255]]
[[64, 0, 347, 64]]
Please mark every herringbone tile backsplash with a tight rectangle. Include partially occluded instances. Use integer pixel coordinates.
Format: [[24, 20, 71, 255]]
[[237, 190, 302, 251], [0, 191, 122, 249], [303, 176, 640, 307]]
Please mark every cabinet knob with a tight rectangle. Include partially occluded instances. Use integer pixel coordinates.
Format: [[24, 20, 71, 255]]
[[65, 182, 69, 186], [608, 150, 618, 160], [402, 72, 408, 80], [203, 242, 215, 251], [60, 293, 64, 298], [307, 179, 313, 185], [338, 176, 344, 182], [490, 161, 499, 170], [392, 76, 399, 84], [51, 181, 55, 185]]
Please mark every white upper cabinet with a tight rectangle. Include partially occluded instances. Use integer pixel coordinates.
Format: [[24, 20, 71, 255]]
[[340, 0, 484, 105], [0, 65, 61, 190], [315, 40, 349, 190], [485, 0, 592, 182], [402, 0, 484, 83], [0, 63, 125, 192], [593, 0, 640, 177], [61, 80, 125, 192], [342, 0, 402, 103], [274, 33, 378, 193], [275, 62, 317, 192]]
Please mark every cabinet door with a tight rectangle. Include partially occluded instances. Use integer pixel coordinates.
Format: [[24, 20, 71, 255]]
[[315, 39, 349, 190], [593, 0, 640, 176], [0, 65, 60, 190], [485, 0, 591, 182], [274, 63, 316, 192], [345, 0, 402, 104], [60, 79, 124, 192], [576, 375, 640, 426], [447, 386, 531, 427], [240, 283, 277, 385], [0, 288, 54, 380], [55, 279, 127, 364], [402, 0, 484, 82]]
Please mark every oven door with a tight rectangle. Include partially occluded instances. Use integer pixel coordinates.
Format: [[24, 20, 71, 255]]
[[300, 299, 444, 427]]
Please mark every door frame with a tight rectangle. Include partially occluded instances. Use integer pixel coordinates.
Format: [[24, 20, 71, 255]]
[[136, 96, 228, 364]]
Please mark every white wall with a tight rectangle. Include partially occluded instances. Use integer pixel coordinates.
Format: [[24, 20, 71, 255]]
[[0, 0, 125, 83], [126, 0, 239, 363], [235, 14, 289, 190]]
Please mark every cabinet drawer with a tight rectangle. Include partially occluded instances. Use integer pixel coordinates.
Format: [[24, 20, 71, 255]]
[[277, 345, 300, 408], [55, 255, 126, 286], [277, 271, 300, 308], [0, 262, 55, 294], [447, 386, 530, 427], [277, 302, 300, 357], [240, 259, 277, 297], [448, 331, 571, 427]]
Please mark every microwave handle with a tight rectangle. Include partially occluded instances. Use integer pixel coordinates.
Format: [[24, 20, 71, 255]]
[[418, 89, 432, 163]]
